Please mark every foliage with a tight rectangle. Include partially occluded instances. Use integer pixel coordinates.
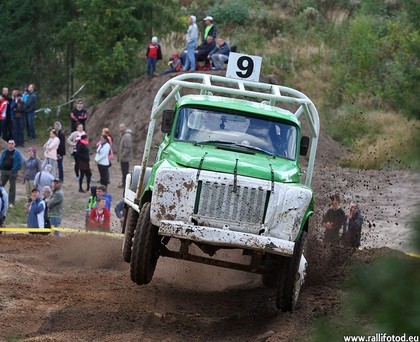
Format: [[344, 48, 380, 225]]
[[7, 199, 30, 227], [207, 0, 250, 27]]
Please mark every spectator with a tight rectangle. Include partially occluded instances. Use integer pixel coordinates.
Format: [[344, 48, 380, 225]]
[[0, 93, 8, 140], [33, 164, 54, 194], [0, 140, 23, 208], [160, 53, 182, 76], [94, 134, 111, 186], [343, 202, 364, 248], [70, 99, 88, 132], [23, 147, 42, 201], [88, 197, 110, 232], [195, 35, 216, 66], [66, 123, 85, 178], [54, 121, 66, 182], [0, 184, 9, 227], [26, 188, 45, 229], [2, 87, 13, 142], [146, 36, 162, 77], [41, 186, 52, 229], [48, 178, 64, 227], [11, 92, 25, 147], [41, 129, 60, 178], [76, 134, 91, 193], [23, 84, 38, 141], [182, 15, 198, 72], [322, 194, 347, 245], [202, 16, 217, 43], [209, 37, 231, 70], [95, 185, 112, 211], [117, 123, 133, 189]]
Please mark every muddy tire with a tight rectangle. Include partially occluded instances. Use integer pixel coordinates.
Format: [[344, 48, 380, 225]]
[[130, 202, 160, 285], [276, 231, 307, 312], [122, 207, 139, 263]]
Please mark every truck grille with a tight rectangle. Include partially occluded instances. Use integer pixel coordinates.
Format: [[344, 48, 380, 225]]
[[194, 181, 269, 225]]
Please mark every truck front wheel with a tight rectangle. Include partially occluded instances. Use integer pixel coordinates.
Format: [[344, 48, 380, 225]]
[[130, 202, 160, 285], [122, 207, 139, 263], [276, 231, 307, 312]]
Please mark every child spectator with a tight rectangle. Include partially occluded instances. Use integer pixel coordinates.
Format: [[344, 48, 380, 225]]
[[88, 197, 110, 232], [146, 36, 162, 77], [26, 189, 45, 229], [95, 185, 112, 211]]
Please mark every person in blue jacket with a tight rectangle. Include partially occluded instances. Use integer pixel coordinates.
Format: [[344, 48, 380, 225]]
[[26, 189, 45, 228]]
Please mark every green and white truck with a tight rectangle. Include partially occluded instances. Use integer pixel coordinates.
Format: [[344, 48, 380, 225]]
[[122, 69, 319, 311]]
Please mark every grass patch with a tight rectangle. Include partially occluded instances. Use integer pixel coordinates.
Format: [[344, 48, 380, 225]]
[[6, 199, 30, 227], [327, 109, 420, 170]]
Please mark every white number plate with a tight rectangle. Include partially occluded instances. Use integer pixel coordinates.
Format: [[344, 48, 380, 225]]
[[226, 52, 262, 82]]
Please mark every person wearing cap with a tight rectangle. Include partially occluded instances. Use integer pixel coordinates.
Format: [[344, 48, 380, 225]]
[[203, 16, 217, 43], [48, 178, 64, 227], [145, 36, 162, 77], [0, 140, 23, 208], [182, 15, 199, 72], [160, 53, 182, 75], [23, 147, 42, 201], [33, 164, 54, 194]]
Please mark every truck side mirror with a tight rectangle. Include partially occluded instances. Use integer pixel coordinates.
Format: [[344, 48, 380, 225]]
[[161, 110, 174, 133], [300, 136, 310, 156]]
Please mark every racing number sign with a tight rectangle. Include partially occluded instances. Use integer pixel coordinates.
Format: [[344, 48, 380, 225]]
[[226, 52, 262, 82]]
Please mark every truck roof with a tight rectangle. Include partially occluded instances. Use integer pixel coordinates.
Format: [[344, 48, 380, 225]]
[[176, 94, 301, 126]]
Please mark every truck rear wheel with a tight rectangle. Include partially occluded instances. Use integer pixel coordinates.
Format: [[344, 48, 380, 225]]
[[122, 207, 139, 263], [130, 202, 160, 285], [276, 231, 307, 312]]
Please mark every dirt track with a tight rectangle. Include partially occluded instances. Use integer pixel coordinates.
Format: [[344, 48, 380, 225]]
[[1, 74, 419, 341]]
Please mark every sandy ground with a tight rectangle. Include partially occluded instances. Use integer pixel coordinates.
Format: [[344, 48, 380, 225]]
[[0, 73, 419, 341]]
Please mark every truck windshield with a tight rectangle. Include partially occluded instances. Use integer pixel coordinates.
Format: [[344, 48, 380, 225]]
[[174, 107, 298, 159]]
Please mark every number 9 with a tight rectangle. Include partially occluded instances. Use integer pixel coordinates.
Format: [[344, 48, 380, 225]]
[[236, 56, 254, 79]]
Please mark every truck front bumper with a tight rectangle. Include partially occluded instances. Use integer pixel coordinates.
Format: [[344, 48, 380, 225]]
[[159, 220, 296, 257]]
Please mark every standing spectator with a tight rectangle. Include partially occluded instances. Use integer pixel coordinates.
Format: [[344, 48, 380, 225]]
[[11, 92, 25, 147], [67, 123, 85, 178], [95, 185, 112, 211], [117, 123, 133, 188], [343, 202, 364, 248], [95, 134, 111, 187], [54, 121, 66, 182], [0, 184, 9, 227], [33, 164, 54, 193], [23, 147, 42, 201], [23, 84, 38, 141], [70, 99, 88, 132], [2, 87, 13, 141], [209, 37, 231, 70], [41, 130, 60, 178], [182, 15, 198, 72], [146, 36, 162, 77], [202, 16, 217, 43], [0, 140, 23, 208], [88, 197, 111, 232], [41, 185, 52, 229], [26, 188, 45, 229], [322, 194, 347, 245], [76, 134, 91, 193], [48, 178, 64, 227], [0, 94, 8, 140]]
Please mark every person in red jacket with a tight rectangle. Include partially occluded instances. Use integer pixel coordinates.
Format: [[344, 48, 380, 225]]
[[88, 197, 110, 232], [146, 36, 162, 77]]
